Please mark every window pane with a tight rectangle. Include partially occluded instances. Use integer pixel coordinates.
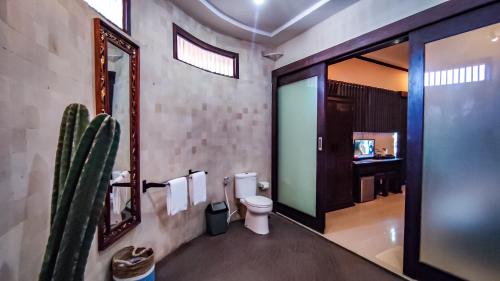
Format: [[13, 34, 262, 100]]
[[85, 0, 123, 28], [176, 34, 237, 78]]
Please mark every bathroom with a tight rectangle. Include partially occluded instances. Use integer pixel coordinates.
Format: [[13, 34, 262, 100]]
[[2, 1, 500, 281], [0, 0, 274, 279]]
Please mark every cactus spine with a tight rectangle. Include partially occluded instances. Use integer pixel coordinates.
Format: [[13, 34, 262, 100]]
[[40, 104, 121, 281]]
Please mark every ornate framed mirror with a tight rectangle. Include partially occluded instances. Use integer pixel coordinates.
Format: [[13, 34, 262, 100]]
[[93, 18, 141, 251]]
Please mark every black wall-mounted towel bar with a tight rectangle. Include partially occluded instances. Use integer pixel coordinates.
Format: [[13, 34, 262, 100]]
[[142, 169, 208, 193]]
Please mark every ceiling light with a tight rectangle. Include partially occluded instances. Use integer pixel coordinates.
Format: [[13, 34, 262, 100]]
[[253, 0, 265, 5], [488, 30, 499, 42]]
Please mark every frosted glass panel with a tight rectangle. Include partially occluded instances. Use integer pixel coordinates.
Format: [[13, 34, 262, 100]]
[[278, 77, 317, 217], [421, 23, 500, 281]]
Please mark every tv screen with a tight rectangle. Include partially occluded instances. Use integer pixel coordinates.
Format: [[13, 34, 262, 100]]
[[354, 139, 375, 159]]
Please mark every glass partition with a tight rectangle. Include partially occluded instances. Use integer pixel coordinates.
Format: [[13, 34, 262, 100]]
[[420, 22, 500, 280], [277, 77, 318, 217]]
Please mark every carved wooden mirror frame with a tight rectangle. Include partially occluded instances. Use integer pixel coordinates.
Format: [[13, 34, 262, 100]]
[[93, 18, 141, 251]]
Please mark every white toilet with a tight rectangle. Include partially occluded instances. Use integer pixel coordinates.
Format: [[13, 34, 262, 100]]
[[235, 172, 273, 235]]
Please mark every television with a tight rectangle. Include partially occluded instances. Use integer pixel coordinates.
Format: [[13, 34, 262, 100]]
[[354, 139, 375, 159]]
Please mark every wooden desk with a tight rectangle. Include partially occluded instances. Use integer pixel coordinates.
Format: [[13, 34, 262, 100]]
[[352, 158, 403, 202]]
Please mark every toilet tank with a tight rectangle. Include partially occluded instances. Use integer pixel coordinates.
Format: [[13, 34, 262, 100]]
[[235, 172, 257, 198]]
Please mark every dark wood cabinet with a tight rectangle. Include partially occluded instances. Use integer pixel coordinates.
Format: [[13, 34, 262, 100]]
[[324, 96, 355, 212]]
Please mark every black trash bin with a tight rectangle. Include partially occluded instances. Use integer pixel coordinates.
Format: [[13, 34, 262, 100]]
[[206, 202, 228, 236]]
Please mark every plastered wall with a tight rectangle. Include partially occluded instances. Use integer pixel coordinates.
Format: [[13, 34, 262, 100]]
[[328, 58, 408, 92], [274, 0, 447, 69]]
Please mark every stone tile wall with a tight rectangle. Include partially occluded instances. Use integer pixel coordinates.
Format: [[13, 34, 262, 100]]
[[0, 0, 273, 280]]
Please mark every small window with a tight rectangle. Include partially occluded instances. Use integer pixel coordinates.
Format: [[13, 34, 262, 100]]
[[424, 64, 486, 87], [84, 0, 131, 34], [173, 23, 239, 78]]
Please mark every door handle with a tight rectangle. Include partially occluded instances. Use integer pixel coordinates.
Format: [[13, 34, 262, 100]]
[[318, 137, 323, 151]]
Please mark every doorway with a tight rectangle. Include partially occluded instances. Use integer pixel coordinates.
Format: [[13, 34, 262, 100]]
[[272, 2, 500, 280], [323, 41, 409, 275]]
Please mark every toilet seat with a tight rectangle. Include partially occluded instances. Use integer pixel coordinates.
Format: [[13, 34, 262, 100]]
[[244, 195, 273, 208]]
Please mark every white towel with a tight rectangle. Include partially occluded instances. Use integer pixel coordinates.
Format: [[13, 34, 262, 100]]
[[166, 177, 188, 215], [189, 172, 207, 205], [110, 170, 130, 185], [112, 186, 121, 215], [110, 171, 130, 215]]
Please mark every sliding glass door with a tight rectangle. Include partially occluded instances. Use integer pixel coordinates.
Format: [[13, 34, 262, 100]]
[[405, 3, 500, 280], [273, 63, 326, 232], [278, 77, 318, 217]]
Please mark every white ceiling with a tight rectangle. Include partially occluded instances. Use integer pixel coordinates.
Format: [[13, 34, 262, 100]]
[[363, 42, 409, 69], [170, 0, 359, 47]]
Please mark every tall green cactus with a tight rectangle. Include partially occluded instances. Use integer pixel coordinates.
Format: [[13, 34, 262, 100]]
[[51, 104, 89, 225], [40, 104, 121, 281], [72, 122, 121, 281]]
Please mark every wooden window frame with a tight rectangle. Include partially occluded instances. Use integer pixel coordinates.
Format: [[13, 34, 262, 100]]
[[173, 23, 239, 79], [123, 0, 131, 34]]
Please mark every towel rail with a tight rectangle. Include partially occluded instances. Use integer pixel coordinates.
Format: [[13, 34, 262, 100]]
[[111, 182, 131, 187], [142, 169, 208, 193], [108, 182, 131, 193]]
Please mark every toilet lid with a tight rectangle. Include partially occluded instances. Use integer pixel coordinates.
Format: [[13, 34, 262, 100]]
[[245, 196, 273, 208]]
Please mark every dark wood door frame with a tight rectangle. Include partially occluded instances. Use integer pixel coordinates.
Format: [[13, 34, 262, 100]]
[[270, 0, 500, 277], [272, 63, 327, 233], [271, 0, 496, 78], [405, 3, 500, 280]]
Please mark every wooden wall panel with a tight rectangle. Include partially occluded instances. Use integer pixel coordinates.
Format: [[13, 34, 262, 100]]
[[328, 80, 407, 134]]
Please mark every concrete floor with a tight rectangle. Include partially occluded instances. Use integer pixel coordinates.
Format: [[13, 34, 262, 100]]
[[156, 214, 403, 281]]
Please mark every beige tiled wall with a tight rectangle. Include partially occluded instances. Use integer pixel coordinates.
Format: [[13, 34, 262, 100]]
[[0, 0, 273, 280]]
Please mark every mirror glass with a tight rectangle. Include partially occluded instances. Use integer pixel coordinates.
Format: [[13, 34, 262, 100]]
[[107, 42, 132, 228]]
